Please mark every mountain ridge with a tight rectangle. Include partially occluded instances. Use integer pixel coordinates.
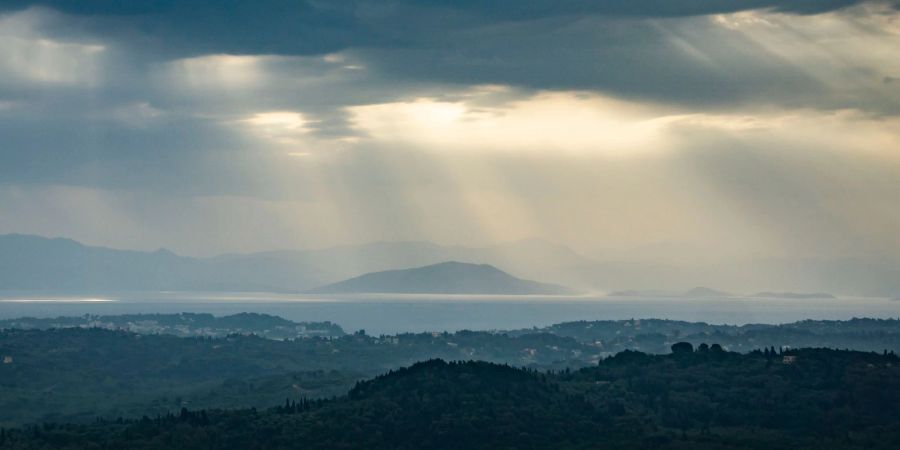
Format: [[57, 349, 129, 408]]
[[0, 233, 592, 293], [3, 233, 900, 295]]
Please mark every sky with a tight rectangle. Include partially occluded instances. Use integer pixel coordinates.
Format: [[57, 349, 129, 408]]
[[1, 0, 899, 262]]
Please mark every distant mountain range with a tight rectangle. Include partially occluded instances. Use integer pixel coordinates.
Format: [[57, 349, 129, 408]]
[[0, 234, 585, 293], [310, 261, 574, 295], [2, 233, 900, 296]]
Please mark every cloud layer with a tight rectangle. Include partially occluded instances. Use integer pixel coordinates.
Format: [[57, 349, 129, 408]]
[[0, 0, 898, 268]]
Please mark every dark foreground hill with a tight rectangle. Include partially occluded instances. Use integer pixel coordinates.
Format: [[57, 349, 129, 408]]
[[310, 261, 574, 294], [3, 348, 899, 450], [0, 326, 596, 426]]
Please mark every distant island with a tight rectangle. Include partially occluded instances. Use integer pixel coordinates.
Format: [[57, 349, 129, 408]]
[[309, 261, 575, 295], [683, 286, 732, 297], [750, 292, 836, 299]]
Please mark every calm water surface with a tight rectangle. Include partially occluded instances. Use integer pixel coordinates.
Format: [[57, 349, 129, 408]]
[[1, 292, 898, 335]]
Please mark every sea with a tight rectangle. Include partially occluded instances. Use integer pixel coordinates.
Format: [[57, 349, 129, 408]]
[[1, 292, 899, 335]]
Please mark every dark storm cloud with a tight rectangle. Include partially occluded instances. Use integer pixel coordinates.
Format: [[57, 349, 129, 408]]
[[1, 1, 899, 261], [1, 0, 898, 210], [5, 0, 895, 114], [352, 17, 822, 108], [0, 0, 884, 58]]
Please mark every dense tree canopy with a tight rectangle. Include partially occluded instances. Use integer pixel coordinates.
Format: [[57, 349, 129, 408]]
[[2, 348, 898, 449]]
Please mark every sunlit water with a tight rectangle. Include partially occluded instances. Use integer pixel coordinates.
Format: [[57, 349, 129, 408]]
[[1, 292, 898, 335]]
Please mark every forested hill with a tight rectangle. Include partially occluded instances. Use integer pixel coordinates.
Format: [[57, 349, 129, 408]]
[[0, 327, 595, 426], [513, 317, 900, 354], [0, 312, 344, 339], [3, 316, 900, 427], [3, 348, 899, 449]]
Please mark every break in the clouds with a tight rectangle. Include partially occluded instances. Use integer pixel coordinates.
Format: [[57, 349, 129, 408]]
[[0, 0, 899, 266]]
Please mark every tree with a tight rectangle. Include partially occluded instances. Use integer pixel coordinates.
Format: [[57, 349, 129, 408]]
[[671, 342, 694, 354]]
